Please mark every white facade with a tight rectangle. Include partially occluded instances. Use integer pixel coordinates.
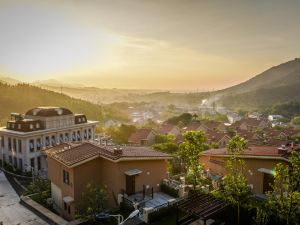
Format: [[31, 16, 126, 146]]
[[0, 114, 98, 174], [268, 115, 283, 121]]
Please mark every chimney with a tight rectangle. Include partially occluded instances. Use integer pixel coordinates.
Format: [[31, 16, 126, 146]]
[[113, 147, 123, 155], [278, 145, 287, 155]]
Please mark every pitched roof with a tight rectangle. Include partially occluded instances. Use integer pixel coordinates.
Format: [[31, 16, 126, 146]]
[[202, 145, 296, 158], [128, 128, 155, 143], [185, 122, 202, 131], [232, 118, 268, 128], [206, 131, 229, 143], [203, 121, 224, 130], [159, 124, 178, 134], [45, 142, 171, 167], [26, 107, 73, 117]]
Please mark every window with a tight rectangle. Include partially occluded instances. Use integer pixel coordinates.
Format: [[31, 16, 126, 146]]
[[63, 170, 70, 185], [1, 136, 4, 148], [37, 156, 41, 170], [18, 124, 21, 129], [9, 155, 12, 164], [84, 130, 87, 140], [29, 139, 34, 152], [78, 118, 81, 123], [64, 202, 67, 211], [77, 131, 81, 141], [36, 123, 40, 129], [11, 123, 15, 129], [18, 140, 22, 153], [13, 157, 17, 167], [51, 135, 56, 146], [72, 132, 76, 141], [30, 158, 35, 169], [13, 139, 17, 151], [8, 137, 12, 151], [68, 205, 71, 214], [36, 138, 41, 150], [30, 124, 34, 129], [64, 133, 69, 142], [59, 134, 64, 143], [19, 158, 23, 170], [88, 129, 92, 139], [45, 136, 50, 147]]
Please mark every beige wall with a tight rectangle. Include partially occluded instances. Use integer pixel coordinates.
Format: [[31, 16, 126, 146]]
[[47, 156, 169, 220], [200, 155, 287, 194]]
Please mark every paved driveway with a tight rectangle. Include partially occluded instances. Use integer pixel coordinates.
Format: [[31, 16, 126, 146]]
[[0, 171, 48, 225]]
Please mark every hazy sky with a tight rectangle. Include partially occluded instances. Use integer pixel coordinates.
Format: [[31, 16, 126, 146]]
[[0, 0, 300, 90]]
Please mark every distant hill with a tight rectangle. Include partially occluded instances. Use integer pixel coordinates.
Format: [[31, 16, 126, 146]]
[[218, 58, 300, 109], [0, 82, 129, 126], [0, 76, 21, 85]]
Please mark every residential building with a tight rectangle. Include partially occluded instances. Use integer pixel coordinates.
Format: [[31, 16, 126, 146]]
[[46, 142, 171, 220], [185, 121, 226, 133], [205, 131, 230, 148], [158, 124, 181, 136], [268, 115, 283, 121], [0, 107, 98, 173], [200, 145, 298, 195], [232, 118, 271, 132], [128, 128, 156, 146], [226, 112, 242, 124]]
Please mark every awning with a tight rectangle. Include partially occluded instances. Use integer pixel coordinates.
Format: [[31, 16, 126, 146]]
[[258, 168, 274, 175], [63, 196, 74, 203], [124, 169, 142, 176]]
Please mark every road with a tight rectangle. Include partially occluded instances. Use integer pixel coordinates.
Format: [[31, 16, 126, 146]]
[[0, 170, 48, 225]]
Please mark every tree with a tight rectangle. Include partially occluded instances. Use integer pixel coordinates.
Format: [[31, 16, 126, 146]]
[[25, 179, 51, 207], [267, 152, 300, 225], [292, 116, 300, 125], [222, 136, 250, 225], [179, 131, 207, 189], [107, 124, 136, 144], [78, 183, 108, 222]]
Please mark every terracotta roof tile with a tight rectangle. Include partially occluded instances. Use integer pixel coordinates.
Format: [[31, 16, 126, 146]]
[[128, 128, 155, 143], [45, 142, 171, 167]]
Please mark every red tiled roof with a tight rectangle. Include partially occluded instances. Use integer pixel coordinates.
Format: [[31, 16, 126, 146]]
[[45, 142, 171, 167], [128, 128, 155, 143], [203, 145, 298, 157], [232, 118, 269, 128], [185, 122, 201, 131], [159, 124, 178, 134], [203, 121, 224, 130], [206, 131, 229, 143]]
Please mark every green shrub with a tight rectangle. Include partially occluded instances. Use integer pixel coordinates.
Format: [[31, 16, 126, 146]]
[[160, 182, 179, 198]]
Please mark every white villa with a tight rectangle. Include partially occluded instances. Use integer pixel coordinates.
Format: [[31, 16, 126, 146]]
[[0, 107, 98, 174]]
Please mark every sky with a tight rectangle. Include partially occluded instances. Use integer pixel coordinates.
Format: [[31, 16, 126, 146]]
[[0, 0, 300, 91]]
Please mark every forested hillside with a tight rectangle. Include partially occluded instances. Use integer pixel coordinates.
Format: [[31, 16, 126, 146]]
[[0, 82, 128, 126]]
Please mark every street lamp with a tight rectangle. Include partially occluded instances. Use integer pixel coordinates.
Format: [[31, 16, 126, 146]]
[[96, 209, 139, 225]]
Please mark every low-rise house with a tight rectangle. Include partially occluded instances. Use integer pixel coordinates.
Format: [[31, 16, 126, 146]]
[[128, 128, 156, 146], [200, 145, 298, 195], [185, 121, 225, 132], [232, 118, 271, 132], [46, 142, 171, 220], [158, 124, 181, 136], [248, 112, 262, 119], [227, 112, 242, 124], [268, 115, 283, 121], [206, 131, 230, 148]]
